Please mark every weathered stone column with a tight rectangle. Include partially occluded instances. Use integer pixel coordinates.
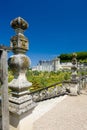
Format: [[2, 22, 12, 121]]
[[71, 53, 78, 81], [8, 17, 36, 130], [69, 53, 79, 95], [63, 53, 80, 96]]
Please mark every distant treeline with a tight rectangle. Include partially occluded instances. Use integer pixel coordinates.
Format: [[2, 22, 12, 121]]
[[58, 52, 87, 63]]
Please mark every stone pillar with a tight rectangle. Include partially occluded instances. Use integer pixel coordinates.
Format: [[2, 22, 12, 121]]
[[69, 53, 79, 95], [71, 53, 78, 81], [8, 17, 36, 130], [63, 53, 80, 95], [0, 47, 9, 130]]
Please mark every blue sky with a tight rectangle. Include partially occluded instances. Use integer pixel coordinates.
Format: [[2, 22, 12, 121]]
[[0, 0, 87, 66]]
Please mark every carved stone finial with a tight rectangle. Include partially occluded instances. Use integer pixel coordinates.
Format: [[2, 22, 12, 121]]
[[10, 17, 29, 53], [10, 17, 29, 30], [72, 53, 77, 57]]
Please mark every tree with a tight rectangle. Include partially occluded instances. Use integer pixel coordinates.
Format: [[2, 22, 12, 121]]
[[59, 52, 87, 63]]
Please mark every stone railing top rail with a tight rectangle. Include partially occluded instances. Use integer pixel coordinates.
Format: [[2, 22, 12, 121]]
[[29, 81, 68, 94]]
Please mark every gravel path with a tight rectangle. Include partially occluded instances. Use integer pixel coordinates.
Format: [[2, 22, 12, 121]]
[[33, 94, 87, 130], [31, 95, 67, 122]]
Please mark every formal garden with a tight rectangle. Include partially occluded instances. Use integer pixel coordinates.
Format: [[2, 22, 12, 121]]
[[8, 51, 87, 93], [8, 67, 87, 93]]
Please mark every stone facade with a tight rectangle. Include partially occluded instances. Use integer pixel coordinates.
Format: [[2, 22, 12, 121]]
[[32, 58, 74, 72], [32, 58, 62, 72]]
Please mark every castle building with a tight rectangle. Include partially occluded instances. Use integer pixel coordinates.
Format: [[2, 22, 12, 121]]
[[32, 57, 62, 72]]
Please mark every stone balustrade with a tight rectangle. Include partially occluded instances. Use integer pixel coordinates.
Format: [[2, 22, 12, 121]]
[[30, 83, 66, 102], [29, 75, 87, 102]]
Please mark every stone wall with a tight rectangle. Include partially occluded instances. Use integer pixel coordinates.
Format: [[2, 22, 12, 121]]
[[30, 76, 87, 102]]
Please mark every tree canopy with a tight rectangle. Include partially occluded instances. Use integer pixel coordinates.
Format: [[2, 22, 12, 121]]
[[58, 52, 87, 63]]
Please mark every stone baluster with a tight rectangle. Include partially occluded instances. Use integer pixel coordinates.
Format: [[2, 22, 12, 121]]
[[8, 17, 36, 130]]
